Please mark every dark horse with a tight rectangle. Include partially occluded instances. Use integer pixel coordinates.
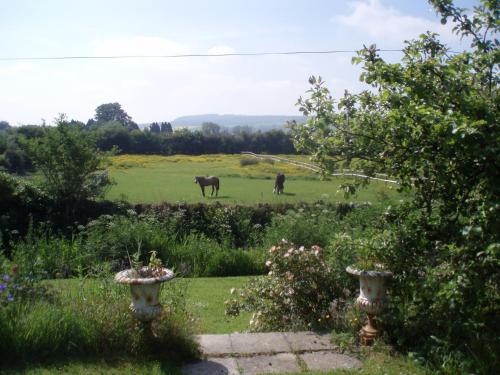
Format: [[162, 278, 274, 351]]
[[273, 173, 285, 195], [194, 176, 220, 197]]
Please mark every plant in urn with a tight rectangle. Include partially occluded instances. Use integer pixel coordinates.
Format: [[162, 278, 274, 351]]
[[346, 237, 392, 345], [115, 250, 174, 337]]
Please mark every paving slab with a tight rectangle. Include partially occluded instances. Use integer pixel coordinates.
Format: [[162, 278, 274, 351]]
[[300, 351, 363, 371], [283, 331, 334, 352], [197, 334, 233, 355], [230, 332, 291, 354], [236, 353, 301, 375], [182, 357, 240, 375]]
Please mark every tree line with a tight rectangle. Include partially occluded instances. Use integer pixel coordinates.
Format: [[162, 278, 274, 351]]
[[0, 103, 296, 174]]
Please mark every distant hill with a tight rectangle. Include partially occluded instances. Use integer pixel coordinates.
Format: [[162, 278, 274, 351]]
[[170, 114, 307, 130]]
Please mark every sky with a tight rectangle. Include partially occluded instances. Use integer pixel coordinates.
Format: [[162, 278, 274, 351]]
[[0, 0, 480, 125]]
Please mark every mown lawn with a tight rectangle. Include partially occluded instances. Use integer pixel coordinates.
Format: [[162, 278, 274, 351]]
[[105, 154, 399, 204]]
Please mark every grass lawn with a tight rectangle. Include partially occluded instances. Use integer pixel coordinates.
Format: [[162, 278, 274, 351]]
[[105, 154, 399, 204], [3, 276, 427, 375]]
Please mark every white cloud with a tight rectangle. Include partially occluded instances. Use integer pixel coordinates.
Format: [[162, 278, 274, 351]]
[[334, 0, 454, 45]]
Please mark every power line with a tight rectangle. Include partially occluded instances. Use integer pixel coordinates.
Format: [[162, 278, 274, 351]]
[[0, 49, 405, 61]]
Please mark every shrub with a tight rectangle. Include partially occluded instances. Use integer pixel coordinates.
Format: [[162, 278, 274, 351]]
[[164, 234, 264, 277], [0, 172, 49, 253], [262, 206, 340, 248], [81, 212, 174, 269], [239, 158, 260, 166], [225, 240, 344, 331]]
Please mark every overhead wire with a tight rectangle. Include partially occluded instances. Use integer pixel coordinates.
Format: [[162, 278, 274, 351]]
[[0, 49, 407, 61]]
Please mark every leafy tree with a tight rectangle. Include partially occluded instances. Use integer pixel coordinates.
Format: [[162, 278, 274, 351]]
[[94, 122, 132, 152], [160, 121, 173, 134], [231, 125, 253, 135], [94, 102, 139, 131], [24, 115, 112, 219], [0, 121, 10, 132], [149, 122, 161, 133], [201, 122, 221, 136], [95, 103, 131, 124], [290, 0, 499, 372]]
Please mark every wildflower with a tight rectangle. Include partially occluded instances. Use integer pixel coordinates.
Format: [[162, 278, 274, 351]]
[[284, 253, 290, 258], [265, 260, 273, 267], [312, 245, 321, 256], [0, 284, 5, 292], [286, 272, 294, 281], [2, 275, 10, 282], [11, 265, 18, 275], [269, 246, 277, 253], [7, 294, 14, 302], [299, 246, 305, 252]]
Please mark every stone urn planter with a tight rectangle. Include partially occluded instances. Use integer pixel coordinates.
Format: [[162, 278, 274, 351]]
[[346, 265, 392, 345], [115, 266, 175, 322]]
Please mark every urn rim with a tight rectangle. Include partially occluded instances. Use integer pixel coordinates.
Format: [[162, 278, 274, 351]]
[[346, 265, 393, 278], [115, 267, 175, 285]]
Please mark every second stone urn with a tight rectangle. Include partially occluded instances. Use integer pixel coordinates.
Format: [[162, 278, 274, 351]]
[[115, 266, 175, 322], [346, 265, 392, 345]]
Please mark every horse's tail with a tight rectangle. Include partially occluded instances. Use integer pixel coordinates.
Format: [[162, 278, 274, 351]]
[[216, 178, 220, 190]]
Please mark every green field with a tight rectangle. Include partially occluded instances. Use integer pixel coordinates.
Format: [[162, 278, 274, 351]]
[[106, 154, 398, 204]]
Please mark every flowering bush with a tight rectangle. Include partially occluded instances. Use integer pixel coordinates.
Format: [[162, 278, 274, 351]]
[[225, 240, 352, 331], [0, 267, 17, 306]]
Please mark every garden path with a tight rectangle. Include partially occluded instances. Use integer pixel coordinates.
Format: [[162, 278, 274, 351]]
[[182, 331, 362, 375]]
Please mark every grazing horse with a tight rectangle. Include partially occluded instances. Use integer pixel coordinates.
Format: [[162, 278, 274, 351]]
[[194, 176, 220, 197], [273, 173, 285, 195]]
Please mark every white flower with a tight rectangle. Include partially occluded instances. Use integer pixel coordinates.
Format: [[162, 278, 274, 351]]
[[265, 260, 272, 267], [230, 288, 236, 295]]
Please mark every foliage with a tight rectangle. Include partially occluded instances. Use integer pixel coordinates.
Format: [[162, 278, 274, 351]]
[[0, 269, 198, 365], [262, 204, 344, 248], [23, 116, 112, 220], [290, 1, 499, 372], [93, 102, 139, 131], [239, 157, 260, 166], [0, 172, 49, 254], [201, 122, 221, 136], [0, 120, 11, 132], [225, 240, 344, 331]]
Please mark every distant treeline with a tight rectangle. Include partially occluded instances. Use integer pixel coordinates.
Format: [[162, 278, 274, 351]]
[[0, 103, 297, 174]]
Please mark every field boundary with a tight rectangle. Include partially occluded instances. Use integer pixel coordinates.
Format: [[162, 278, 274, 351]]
[[241, 152, 399, 184]]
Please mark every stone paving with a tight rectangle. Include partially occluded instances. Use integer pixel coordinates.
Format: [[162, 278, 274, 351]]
[[182, 331, 362, 375]]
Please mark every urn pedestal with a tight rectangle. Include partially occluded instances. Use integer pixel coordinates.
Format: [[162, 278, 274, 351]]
[[346, 266, 392, 345]]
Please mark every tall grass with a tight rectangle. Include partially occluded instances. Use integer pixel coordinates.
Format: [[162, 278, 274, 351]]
[[0, 273, 198, 365]]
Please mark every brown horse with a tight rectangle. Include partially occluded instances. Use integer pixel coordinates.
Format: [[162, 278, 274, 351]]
[[194, 176, 220, 197], [273, 173, 285, 195]]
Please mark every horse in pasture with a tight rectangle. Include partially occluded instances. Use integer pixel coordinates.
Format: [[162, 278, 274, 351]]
[[273, 173, 285, 195], [194, 176, 220, 197]]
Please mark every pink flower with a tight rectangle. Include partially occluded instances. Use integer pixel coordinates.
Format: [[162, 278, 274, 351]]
[[269, 246, 277, 253]]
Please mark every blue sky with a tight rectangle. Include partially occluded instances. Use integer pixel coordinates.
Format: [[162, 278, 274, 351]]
[[0, 0, 479, 124]]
